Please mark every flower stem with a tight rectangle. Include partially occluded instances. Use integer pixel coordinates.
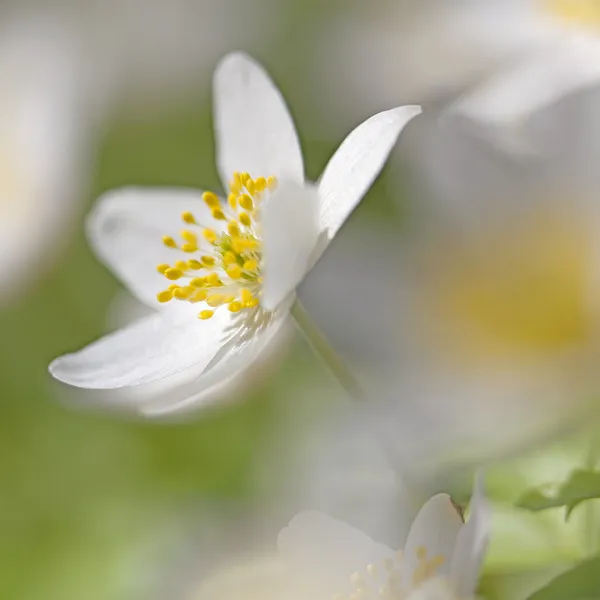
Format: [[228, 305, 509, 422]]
[[291, 299, 365, 402]]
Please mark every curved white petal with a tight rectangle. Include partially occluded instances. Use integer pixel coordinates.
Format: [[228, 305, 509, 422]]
[[213, 52, 303, 190], [402, 494, 464, 583], [49, 306, 232, 389], [138, 306, 293, 416], [87, 187, 223, 309], [278, 511, 394, 597], [317, 105, 421, 237], [449, 473, 490, 597], [453, 35, 600, 126], [261, 181, 321, 311]]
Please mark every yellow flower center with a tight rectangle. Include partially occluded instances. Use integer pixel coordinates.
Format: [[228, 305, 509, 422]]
[[156, 172, 278, 319], [418, 212, 594, 365], [335, 546, 447, 600], [544, 0, 600, 29]]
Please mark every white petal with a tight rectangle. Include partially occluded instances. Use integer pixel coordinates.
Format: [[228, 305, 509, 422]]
[[453, 35, 600, 126], [402, 494, 464, 582], [278, 511, 394, 597], [87, 187, 224, 309], [449, 473, 490, 597], [49, 306, 231, 389], [261, 181, 321, 311], [138, 305, 293, 416], [213, 52, 303, 189], [0, 18, 91, 302], [317, 105, 421, 237]]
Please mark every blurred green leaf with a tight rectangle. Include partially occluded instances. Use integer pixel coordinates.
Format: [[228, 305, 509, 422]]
[[516, 469, 600, 519], [526, 557, 600, 600]]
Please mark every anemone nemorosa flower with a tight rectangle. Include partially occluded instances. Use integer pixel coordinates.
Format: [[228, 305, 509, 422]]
[[49, 52, 420, 415], [193, 477, 490, 600]]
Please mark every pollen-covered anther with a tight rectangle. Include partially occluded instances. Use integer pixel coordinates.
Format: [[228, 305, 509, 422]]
[[267, 175, 278, 190], [201, 256, 216, 267], [199, 310, 214, 320], [203, 228, 217, 243], [228, 301, 242, 313], [162, 235, 177, 248], [202, 191, 220, 208], [157, 289, 173, 303], [206, 294, 226, 307], [181, 211, 196, 225], [239, 212, 252, 227], [212, 208, 226, 221], [165, 268, 183, 281], [228, 222, 241, 237], [227, 264, 242, 279], [173, 287, 193, 300], [156, 263, 170, 274]]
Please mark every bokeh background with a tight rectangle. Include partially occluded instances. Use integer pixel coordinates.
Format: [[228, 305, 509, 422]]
[[2, 1, 600, 599]]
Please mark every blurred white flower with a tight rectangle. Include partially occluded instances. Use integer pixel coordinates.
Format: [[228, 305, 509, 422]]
[[302, 84, 600, 475], [0, 15, 93, 304], [48, 52, 420, 415], [314, 0, 600, 135], [192, 477, 489, 600]]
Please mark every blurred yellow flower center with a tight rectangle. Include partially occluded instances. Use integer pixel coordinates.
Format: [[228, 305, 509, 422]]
[[544, 0, 600, 28], [193, 547, 448, 600], [156, 172, 278, 320], [423, 213, 593, 363], [335, 546, 447, 600]]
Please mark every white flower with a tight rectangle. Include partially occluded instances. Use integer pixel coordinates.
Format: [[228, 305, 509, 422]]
[[444, 0, 600, 127], [192, 477, 490, 600], [48, 52, 420, 415], [312, 1, 600, 137], [0, 15, 92, 304]]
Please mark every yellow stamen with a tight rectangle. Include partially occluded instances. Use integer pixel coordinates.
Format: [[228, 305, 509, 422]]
[[175, 260, 188, 271], [206, 294, 225, 307], [190, 278, 205, 288], [243, 259, 258, 271], [240, 289, 253, 305], [227, 264, 242, 279], [182, 211, 196, 225], [157, 289, 173, 303], [199, 310, 214, 320], [228, 221, 241, 237], [202, 191, 220, 208], [267, 175, 278, 190], [223, 251, 238, 266], [173, 287, 193, 300], [228, 301, 242, 312], [162, 235, 177, 248], [193, 290, 208, 302], [228, 193, 238, 210], [187, 259, 202, 270], [165, 268, 183, 281], [203, 228, 217, 243], [205, 272, 221, 286], [239, 212, 252, 227], [156, 263, 170, 274], [212, 208, 226, 221], [239, 194, 253, 211], [255, 176, 266, 191], [201, 256, 216, 267]]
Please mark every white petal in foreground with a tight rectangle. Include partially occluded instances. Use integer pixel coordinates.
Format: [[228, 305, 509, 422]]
[[278, 510, 394, 596], [453, 35, 600, 126], [402, 494, 464, 583], [261, 181, 321, 311], [49, 306, 231, 389], [318, 105, 421, 237], [449, 474, 490, 597], [87, 187, 223, 309], [213, 52, 304, 189], [139, 305, 292, 415]]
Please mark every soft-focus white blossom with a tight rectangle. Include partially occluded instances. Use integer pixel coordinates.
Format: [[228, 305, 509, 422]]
[[191, 477, 489, 600], [314, 0, 600, 136], [48, 52, 420, 415], [302, 83, 600, 475], [0, 14, 94, 304]]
